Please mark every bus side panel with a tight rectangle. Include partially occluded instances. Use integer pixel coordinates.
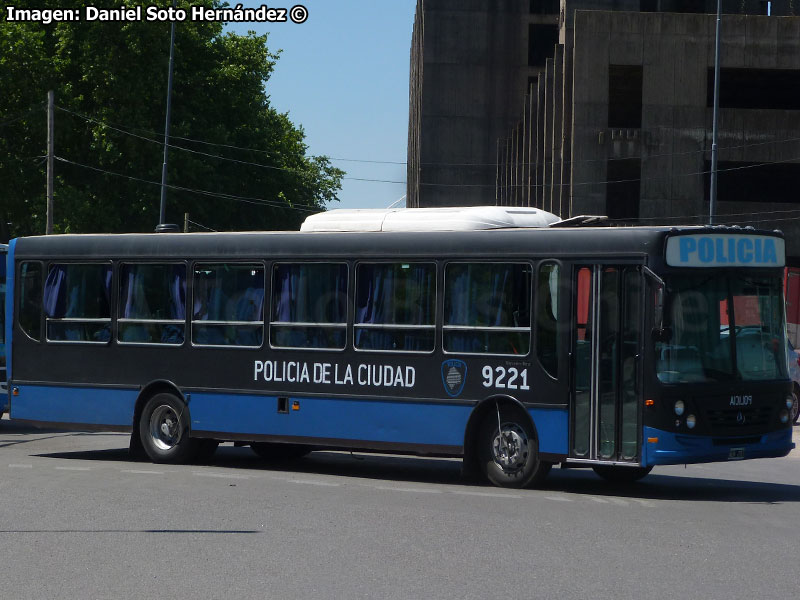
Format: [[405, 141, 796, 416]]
[[11, 385, 138, 427], [189, 393, 471, 449], [528, 407, 569, 455]]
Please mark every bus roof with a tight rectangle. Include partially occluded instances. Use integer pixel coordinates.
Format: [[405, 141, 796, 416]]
[[9, 225, 784, 263]]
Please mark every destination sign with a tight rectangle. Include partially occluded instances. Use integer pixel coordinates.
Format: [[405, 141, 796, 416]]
[[665, 234, 785, 268]]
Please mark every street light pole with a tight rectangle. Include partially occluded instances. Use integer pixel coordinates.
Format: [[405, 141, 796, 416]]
[[709, 0, 721, 225], [158, 0, 177, 228]]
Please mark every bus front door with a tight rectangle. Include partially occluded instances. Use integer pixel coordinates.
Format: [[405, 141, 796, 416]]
[[571, 265, 643, 463]]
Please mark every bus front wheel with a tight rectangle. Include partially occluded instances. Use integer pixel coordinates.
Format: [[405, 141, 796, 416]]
[[139, 393, 199, 464], [478, 405, 551, 488]]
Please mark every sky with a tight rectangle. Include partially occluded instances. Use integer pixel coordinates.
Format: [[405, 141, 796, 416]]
[[227, 1, 417, 211]]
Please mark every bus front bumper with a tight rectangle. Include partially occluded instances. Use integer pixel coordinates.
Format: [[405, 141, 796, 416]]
[[643, 426, 794, 466]]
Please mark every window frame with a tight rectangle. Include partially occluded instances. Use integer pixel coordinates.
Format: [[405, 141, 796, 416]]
[[190, 261, 266, 349], [43, 261, 113, 346], [442, 260, 534, 357], [116, 261, 188, 347], [353, 260, 437, 355], [268, 261, 349, 352]]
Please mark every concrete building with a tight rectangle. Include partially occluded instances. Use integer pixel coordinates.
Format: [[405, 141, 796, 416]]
[[407, 0, 800, 255]]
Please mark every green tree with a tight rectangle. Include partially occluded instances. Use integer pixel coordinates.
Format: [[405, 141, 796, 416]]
[[0, 0, 343, 239]]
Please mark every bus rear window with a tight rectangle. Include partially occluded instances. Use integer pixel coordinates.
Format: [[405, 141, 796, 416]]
[[443, 262, 531, 355], [19, 262, 42, 341], [119, 263, 186, 345], [355, 263, 435, 352], [44, 263, 112, 343], [270, 263, 347, 350]]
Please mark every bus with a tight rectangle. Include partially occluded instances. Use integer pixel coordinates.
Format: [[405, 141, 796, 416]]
[[1, 243, 7, 402], [4, 207, 795, 487]]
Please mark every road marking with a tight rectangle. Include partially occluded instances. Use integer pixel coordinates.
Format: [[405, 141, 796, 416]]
[[452, 490, 522, 499], [8, 464, 32, 469], [121, 469, 164, 475], [54, 466, 91, 471], [288, 479, 340, 487], [371, 485, 442, 494], [192, 471, 251, 480]]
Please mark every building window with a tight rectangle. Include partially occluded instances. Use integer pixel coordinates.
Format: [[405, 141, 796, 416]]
[[530, 0, 559, 14], [608, 65, 643, 129], [528, 24, 558, 67], [606, 158, 641, 221], [704, 160, 800, 204], [708, 68, 800, 110]]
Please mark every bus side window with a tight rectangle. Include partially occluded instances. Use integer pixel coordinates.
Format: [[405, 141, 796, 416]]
[[270, 263, 347, 350], [118, 263, 186, 345], [192, 263, 265, 347], [536, 262, 559, 378], [443, 262, 531, 355], [19, 261, 43, 341], [43, 263, 112, 343], [354, 262, 435, 352]]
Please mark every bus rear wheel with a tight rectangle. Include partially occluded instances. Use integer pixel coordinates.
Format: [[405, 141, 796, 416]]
[[592, 465, 652, 483], [139, 393, 199, 464], [478, 405, 551, 489]]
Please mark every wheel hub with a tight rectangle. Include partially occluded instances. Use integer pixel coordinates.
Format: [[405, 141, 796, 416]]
[[492, 424, 529, 472], [150, 405, 181, 451]]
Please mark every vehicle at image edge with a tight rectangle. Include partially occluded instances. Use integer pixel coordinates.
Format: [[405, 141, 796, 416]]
[[786, 340, 800, 424], [3, 207, 795, 488], [1, 243, 7, 410]]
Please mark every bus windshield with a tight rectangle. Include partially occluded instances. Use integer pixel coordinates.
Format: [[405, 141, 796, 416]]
[[656, 273, 786, 383]]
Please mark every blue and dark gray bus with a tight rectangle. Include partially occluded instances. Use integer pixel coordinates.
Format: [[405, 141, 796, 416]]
[[1, 243, 7, 402], [4, 209, 795, 487]]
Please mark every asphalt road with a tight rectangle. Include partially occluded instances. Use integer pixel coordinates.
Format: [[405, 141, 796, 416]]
[[0, 419, 797, 600]]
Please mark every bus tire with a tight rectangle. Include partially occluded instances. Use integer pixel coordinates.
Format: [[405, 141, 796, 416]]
[[250, 442, 312, 460], [139, 393, 199, 464], [592, 465, 652, 483], [478, 405, 551, 489], [791, 386, 799, 425]]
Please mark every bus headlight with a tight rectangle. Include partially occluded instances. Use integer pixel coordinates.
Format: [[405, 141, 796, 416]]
[[786, 396, 794, 410], [779, 409, 790, 424], [674, 400, 685, 416], [686, 414, 697, 429]]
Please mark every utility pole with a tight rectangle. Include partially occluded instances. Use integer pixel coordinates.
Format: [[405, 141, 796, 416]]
[[158, 0, 177, 229], [709, 0, 722, 225], [46, 90, 54, 235]]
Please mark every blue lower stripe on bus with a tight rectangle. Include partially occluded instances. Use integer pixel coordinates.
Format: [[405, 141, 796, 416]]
[[642, 426, 794, 466], [528, 407, 568, 455], [189, 393, 569, 453], [189, 393, 471, 446], [10, 385, 138, 427]]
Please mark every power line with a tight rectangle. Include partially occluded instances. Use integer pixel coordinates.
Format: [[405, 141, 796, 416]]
[[55, 105, 406, 184], [57, 103, 800, 170], [54, 156, 324, 213]]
